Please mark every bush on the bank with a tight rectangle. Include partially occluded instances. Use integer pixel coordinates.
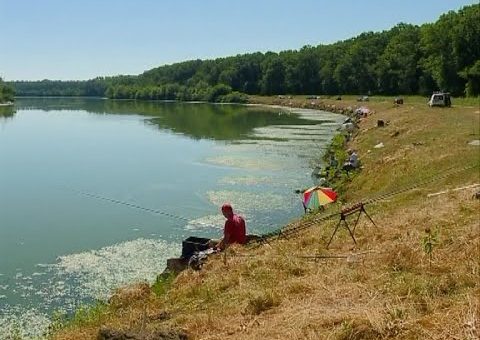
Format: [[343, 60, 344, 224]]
[[206, 84, 232, 102], [218, 91, 249, 103]]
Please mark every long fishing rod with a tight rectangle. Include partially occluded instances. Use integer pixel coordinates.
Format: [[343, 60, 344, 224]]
[[257, 210, 341, 241], [354, 164, 478, 207], [60, 186, 219, 229], [249, 163, 478, 245]]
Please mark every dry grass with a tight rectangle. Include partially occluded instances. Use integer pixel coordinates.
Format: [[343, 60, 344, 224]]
[[52, 97, 480, 340]]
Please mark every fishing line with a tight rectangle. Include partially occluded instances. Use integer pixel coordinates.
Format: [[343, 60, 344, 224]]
[[58, 185, 219, 229], [58, 164, 477, 246]]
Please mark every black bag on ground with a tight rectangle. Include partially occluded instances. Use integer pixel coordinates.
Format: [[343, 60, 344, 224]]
[[181, 236, 211, 259]]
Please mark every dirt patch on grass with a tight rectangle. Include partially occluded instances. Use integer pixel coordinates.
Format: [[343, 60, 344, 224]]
[[97, 327, 188, 340]]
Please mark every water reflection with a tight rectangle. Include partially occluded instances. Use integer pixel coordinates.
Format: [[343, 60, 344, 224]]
[[14, 97, 326, 140], [0, 105, 16, 118]]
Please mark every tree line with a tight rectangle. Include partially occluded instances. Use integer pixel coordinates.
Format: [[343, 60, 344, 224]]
[[9, 4, 480, 101], [0, 78, 15, 103]]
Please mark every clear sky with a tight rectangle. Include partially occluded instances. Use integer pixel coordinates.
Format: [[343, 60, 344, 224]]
[[0, 0, 476, 81]]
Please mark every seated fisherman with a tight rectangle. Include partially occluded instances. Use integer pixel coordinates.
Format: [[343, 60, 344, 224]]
[[209, 203, 247, 250], [342, 149, 359, 172]]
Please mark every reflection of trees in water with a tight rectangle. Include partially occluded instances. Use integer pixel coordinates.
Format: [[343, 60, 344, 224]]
[[14, 98, 327, 141], [0, 106, 16, 118]]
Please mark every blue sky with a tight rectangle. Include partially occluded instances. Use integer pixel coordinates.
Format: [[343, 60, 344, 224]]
[[0, 0, 476, 80]]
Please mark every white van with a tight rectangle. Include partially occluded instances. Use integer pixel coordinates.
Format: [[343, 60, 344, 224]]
[[428, 92, 451, 107]]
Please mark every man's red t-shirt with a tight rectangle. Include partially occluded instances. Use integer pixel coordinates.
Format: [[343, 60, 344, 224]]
[[224, 214, 246, 245]]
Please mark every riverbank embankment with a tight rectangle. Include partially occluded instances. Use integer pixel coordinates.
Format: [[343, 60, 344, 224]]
[[52, 95, 479, 340]]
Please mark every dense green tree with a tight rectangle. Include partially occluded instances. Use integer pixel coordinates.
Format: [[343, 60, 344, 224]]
[[295, 46, 321, 94], [318, 44, 345, 94], [376, 24, 421, 94], [420, 5, 480, 95], [282, 50, 301, 93], [335, 32, 389, 94], [260, 54, 286, 95], [460, 60, 480, 96]]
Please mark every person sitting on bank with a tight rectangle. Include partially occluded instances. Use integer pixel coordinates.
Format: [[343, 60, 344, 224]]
[[209, 203, 247, 250], [342, 149, 359, 172]]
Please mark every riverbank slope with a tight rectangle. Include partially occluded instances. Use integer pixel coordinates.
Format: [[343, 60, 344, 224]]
[[52, 95, 479, 340]]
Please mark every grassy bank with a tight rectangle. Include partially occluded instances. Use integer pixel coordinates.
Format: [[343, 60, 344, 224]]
[[51, 95, 479, 340]]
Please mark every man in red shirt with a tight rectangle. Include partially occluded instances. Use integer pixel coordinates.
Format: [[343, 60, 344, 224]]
[[213, 203, 247, 250]]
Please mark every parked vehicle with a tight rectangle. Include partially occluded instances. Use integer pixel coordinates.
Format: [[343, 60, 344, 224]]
[[428, 92, 451, 107]]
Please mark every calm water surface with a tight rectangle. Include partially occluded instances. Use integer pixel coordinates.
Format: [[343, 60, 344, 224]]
[[0, 98, 343, 337]]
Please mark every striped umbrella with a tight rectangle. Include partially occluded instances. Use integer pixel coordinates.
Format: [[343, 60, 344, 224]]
[[302, 186, 337, 211]]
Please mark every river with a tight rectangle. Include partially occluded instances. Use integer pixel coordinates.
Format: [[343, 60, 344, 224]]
[[0, 97, 343, 338]]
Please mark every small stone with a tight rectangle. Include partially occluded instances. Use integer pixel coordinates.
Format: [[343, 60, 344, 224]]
[[468, 140, 480, 146]]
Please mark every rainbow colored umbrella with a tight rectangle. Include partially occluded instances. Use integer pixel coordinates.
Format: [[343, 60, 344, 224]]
[[302, 186, 337, 211]]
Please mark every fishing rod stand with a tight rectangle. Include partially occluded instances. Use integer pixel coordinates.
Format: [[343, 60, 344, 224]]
[[326, 202, 377, 248]]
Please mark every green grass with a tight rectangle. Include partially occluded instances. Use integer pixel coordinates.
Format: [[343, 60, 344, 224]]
[[152, 271, 177, 296], [246, 290, 281, 315], [46, 301, 110, 335]]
